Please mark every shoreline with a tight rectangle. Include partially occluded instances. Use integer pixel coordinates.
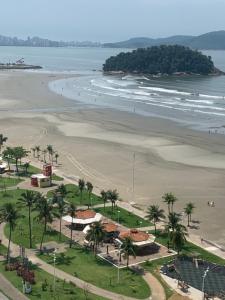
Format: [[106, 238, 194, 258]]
[[1, 70, 225, 248]]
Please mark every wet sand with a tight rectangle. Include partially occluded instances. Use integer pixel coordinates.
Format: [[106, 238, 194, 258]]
[[1, 71, 225, 247]]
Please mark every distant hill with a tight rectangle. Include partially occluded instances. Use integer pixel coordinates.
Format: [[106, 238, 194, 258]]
[[103, 31, 225, 50]]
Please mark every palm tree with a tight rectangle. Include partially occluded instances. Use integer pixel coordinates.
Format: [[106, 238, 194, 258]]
[[2, 147, 13, 171], [162, 192, 177, 213], [86, 221, 105, 254], [47, 145, 53, 163], [42, 149, 47, 163], [31, 147, 36, 158], [54, 153, 59, 164], [35, 146, 41, 161], [35, 196, 55, 252], [167, 212, 182, 233], [146, 205, 165, 234], [67, 203, 76, 248], [23, 162, 30, 175], [184, 202, 195, 227], [86, 182, 93, 205], [0, 134, 8, 154], [107, 189, 119, 212], [0, 203, 19, 263], [57, 198, 68, 241], [11, 146, 29, 173], [78, 179, 85, 204], [171, 223, 188, 255], [121, 237, 136, 267], [100, 190, 107, 211], [56, 184, 68, 199], [18, 191, 37, 248]]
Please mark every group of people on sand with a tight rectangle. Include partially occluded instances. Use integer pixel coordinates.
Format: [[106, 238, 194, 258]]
[[207, 201, 215, 207]]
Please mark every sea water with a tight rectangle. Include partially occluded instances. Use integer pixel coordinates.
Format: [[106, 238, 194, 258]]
[[0, 46, 225, 132]]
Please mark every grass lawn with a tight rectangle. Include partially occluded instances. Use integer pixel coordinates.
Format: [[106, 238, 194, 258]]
[[94, 206, 151, 228], [0, 244, 7, 256], [0, 189, 68, 248], [152, 230, 225, 265], [48, 184, 102, 207], [40, 245, 151, 299], [0, 260, 106, 300], [0, 176, 23, 188]]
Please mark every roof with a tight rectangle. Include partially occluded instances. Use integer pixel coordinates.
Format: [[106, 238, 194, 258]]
[[31, 174, 49, 179], [119, 229, 155, 245], [103, 222, 118, 233], [62, 211, 102, 225], [75, 210, 96, 220]]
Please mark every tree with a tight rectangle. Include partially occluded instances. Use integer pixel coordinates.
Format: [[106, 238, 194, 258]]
[[2, 147, 13, 171], [171, 224, 188, 255], [100, 190, 107, 211], [35, 196, 55, 252], [67, 203, 76, 248], [56, 184, 68, 199], [0, 203, 19, 263], [54, 153, 59, 164], [146, 205, 165, 234], [162, 192, 177, 213], [57, 197, 68, 241], [107, 189, 119, 212], [42, 149, 47, 163], [121, 237, 136, 267], [167, 212, 182, 233], [78, 179, 85, 204], [184, 202, 195, 227], [23, 162, 30, 175], [31, 147, 36, 158], [35, 146, 41, 161], [86, 222, 105, 254], [11, 147, 29, 173], [86, 182, 93, 205], [47, 145, 53, 163], [0, 134, 8, 154], [18, 191, 37, 248]]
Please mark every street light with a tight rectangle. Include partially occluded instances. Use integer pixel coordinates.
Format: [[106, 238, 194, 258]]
[[202, 267, 209, 300], [52, 249, 57, 295], [117, 210, 120, 224], [117, 247, 121, 283]]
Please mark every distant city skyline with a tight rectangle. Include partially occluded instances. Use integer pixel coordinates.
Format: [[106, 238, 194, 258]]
[[1, 0, 225, 42]]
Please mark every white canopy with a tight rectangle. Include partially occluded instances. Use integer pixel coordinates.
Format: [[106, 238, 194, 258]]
[[0, 162, 7, 169], [83, 225, 91, 234], [62, 213, 102, 225]]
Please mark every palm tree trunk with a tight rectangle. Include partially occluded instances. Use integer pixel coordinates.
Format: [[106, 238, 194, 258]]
[[70, 222, 73, 248], [59, 216, 62, 241], [187, 215, 190, 227], [15, 159, 19, 173], [127, 254, 129, 267], [40, 220, 47, 252], [28, 206, 32, 248], [7, 225, 12, 264], [154, 222, 157, 235], [7, 159, 10, 171], [104, 201, 106, 212]]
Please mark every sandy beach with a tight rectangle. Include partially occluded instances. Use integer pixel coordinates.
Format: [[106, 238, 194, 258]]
[[1, 71, 225, 247]]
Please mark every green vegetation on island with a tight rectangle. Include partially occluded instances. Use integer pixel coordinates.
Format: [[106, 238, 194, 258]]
[[103, 45, 219, 76]]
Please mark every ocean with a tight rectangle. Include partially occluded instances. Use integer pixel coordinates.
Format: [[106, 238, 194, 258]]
[[0, 46, 225, 132]]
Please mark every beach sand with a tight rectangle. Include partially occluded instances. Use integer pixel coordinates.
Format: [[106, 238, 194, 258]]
[[1, 71, 225, 247]]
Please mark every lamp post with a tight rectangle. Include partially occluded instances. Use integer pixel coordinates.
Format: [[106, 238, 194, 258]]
[[202, 267, 209, 300], [91, 197, 93, 207], [117, 210, 120, 224], [52, 249, 57, 295], [117, 247, 121, 283]]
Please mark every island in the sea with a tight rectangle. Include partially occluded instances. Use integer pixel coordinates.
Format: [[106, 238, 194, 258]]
[[103, 45, 222, 76], [0, 59, 42, 70]]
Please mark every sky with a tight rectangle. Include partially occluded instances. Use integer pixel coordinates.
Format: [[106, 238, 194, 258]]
[[1, 0, 225, 42]]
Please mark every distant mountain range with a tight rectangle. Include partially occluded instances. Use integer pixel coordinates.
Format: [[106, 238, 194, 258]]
[[1, 31, 225, 50], [0, 35, 101, 47], [103, 31, 225, 50]]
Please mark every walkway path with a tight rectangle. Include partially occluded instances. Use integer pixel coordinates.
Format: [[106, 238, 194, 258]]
[[0, 273, 28, 300], [144, 273, 166, 300]]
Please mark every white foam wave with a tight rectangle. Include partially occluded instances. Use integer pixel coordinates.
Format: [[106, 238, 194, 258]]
[[139, 86, 191, 96]]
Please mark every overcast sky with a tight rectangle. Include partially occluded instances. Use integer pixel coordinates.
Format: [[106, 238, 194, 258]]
[[1, 0, 225, 42]]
